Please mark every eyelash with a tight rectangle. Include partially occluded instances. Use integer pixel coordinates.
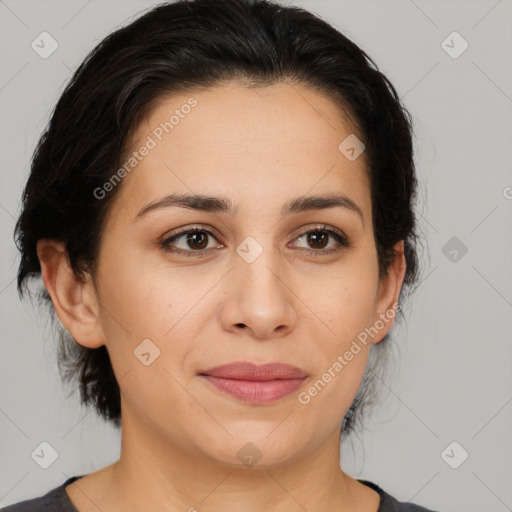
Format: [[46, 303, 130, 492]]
[[160, 224, 350, 258]]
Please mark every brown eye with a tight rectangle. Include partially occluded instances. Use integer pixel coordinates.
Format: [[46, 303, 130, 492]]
[[292, 225, 350, 255], [161, 226, 222, 256], [306, 231, 329, 249], [183, 231, 209, 250]]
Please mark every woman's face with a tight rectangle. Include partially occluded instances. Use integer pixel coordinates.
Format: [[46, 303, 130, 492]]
[[78, 82, 404, 466]]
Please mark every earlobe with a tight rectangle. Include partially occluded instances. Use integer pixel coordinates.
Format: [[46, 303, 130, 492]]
[[371, 240, 407, 344], [37, 239, 105, 349]]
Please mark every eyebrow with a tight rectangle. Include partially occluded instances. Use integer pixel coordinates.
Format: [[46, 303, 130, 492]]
[[134, 192, 364, 225]]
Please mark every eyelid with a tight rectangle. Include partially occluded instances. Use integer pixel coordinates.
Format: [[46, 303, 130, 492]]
[[161, 223, 222, 242], [292, 223, 347, 241]]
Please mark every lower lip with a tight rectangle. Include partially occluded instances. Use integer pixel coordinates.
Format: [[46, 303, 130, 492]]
[[201, 375, 306, 404]]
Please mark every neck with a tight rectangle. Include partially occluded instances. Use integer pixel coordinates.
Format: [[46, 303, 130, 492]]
[[102, 414, 367, 512]]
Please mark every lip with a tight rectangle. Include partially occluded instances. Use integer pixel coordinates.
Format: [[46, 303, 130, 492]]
[[201, 362, 308, 380], [200, 362, 308, 404]]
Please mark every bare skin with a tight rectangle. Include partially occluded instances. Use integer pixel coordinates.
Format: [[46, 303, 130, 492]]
[[38, 81, 406, 512]]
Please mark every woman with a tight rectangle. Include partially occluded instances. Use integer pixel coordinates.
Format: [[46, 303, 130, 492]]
[[6, 0, 437, 510]]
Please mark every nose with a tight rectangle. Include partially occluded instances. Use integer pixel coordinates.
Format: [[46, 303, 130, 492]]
[[219, 245, 297, 340]]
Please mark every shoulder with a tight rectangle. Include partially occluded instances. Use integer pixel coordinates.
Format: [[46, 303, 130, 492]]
[[1, 476, 83, 512], [358, 479, 441, 512], [1, 494, 49, 512]]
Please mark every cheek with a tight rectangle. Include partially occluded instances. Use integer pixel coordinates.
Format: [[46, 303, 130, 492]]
[[308, 257, 378, 345], [94, 250, 210, 375], [92, 259, 199, 416], [300, 253, 378, 406], [298, 285, 375, 423], [96, 246, 186, 333], [301, 350, 369, 413]]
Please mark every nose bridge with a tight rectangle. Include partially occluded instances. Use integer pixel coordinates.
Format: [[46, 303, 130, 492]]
[[220, 232, 296, 338], [236, 232, 285, 303]]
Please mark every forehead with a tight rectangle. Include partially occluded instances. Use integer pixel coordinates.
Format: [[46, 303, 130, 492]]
[[111, 82, 370, 221]]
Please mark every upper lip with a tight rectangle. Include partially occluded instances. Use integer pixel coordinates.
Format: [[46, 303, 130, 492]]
[[200, 362, 308, 381]]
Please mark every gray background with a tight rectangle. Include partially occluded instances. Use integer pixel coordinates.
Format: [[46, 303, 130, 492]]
[[1, 0, 511, 510]]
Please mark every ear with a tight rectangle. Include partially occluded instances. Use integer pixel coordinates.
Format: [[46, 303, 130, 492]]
[[370, 240, 407, 344], [37, 239, 105, 348]]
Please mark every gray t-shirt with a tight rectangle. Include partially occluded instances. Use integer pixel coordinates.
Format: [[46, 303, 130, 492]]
[[1, 475, 440, 511]]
